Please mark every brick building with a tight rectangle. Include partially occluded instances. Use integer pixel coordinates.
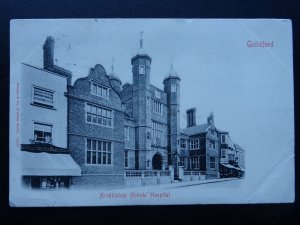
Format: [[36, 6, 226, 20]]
[[120, 35, 181, 177], [181, 108, 245, 179], [22, 34, 245, 189], [181, 109, 220, 178], [59, 33, 182, 186], [67, 63, 126, 187]]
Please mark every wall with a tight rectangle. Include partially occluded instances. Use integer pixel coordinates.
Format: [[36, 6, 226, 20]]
[[68, 64, 125, 182], [21, 64, 68, 148]]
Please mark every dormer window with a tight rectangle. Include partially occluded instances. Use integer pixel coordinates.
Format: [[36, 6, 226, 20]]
[[91, 82, 109, 99], [139, 65, 145, 74]]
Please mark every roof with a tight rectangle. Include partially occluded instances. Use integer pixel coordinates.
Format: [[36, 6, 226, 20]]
[[235, 143, 245, 151], [163, 64, 181, 81], [137, 46, 147, 55], [217, 130, 229, 134], [124, 112, 133, 119], [22, 63, 69, 80], [150, 84, 164, 93], [108, 72, 121, 81], [182, 123, 209, 136]]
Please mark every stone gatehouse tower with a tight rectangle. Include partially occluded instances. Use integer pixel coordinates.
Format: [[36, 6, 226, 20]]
[[121, 33, 181, 172]]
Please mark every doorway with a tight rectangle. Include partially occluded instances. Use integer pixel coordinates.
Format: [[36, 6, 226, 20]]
[[152, 153, 163, 170]]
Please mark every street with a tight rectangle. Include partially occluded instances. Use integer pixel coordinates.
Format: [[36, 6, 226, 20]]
[[11, 157, 294, 207]]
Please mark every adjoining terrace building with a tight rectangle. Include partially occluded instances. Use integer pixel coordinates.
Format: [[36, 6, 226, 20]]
[[180, 108, 245, 179], [20, 37, 81, 189]]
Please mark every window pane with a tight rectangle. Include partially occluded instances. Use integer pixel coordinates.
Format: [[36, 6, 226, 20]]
[[87, 139, 91, 150], [103, 88, 107, 98], [34, 123, 52, 132], [87, 151, 91, 164], [92, 115, 97, 123], [103, 153, 107, 164], [97, 115, 102, 124], [102, 118, 107, 125], [108, 153, 111, 164], [34, 130, 44, 142], [107, 110, 111, 117], [97, 152, 102, 164], [107, 118, 111, 126], [98, 141, 102, 151], [92, 152, 96, 164], [97, 86, 102, 96], [87, 104, 92, 113], [44, 132, 52, 139], [97, 107, 102, 116], [103, 109, 107, 116], [92, 106, 97, 114], [92, 140, 97, 150], [107, 142, 111, 152], [92, 84, 97, 94], [87, 113, 92, 122]]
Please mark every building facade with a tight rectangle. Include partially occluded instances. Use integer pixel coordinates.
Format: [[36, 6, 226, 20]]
[[181, 109, 220, 178], [120, 36, 181, 176], [181, 108, 245, 179], [20, 35, 246, 189], [20, 37, 81, 189], [67, 64, 125, 187]]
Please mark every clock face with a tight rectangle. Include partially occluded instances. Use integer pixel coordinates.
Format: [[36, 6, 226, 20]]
[[139, 65, 145, 74]]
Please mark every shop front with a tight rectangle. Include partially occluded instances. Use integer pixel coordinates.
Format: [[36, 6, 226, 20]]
[[21, 151, 81, 189]]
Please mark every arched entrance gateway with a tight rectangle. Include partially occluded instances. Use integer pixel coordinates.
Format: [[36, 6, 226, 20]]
[[152, 153, 163, 170]]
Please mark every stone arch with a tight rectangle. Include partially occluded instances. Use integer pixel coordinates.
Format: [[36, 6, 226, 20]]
[[152, 153, 163, 170]]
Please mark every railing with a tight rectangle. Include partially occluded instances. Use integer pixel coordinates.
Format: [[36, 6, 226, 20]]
[[184, 171, 206, 176], [125, 170, 171, 178]]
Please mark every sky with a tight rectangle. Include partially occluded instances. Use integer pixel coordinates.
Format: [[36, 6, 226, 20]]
[[10, 19, 294, 202]]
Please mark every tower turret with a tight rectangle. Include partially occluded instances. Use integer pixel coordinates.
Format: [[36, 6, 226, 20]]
[[131, 31, 152, 89], [131, 32, 152, 169], [163, 64, 181, 172]]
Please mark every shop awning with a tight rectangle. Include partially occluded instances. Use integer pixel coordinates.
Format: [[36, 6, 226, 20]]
[[238, 167, 245, 171], [220, 163, 236, 169], [21, 151, 81, 176]]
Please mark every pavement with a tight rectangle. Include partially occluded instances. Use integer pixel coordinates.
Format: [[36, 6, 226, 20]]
[[120, 177, 240, 192], [165, 177, 240, 189]]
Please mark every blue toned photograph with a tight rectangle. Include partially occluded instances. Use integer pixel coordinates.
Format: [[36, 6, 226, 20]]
[[9, 19, 294, 206]]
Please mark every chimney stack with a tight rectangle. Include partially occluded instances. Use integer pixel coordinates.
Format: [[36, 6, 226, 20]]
[[186, 108, 196, 127], [207, 112, 214, 124], [42, 36, 73, 85], [43, 36, 55, 70]]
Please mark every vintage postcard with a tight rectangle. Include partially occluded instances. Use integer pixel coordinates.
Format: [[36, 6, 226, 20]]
[[9, 19, 294, 206]]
